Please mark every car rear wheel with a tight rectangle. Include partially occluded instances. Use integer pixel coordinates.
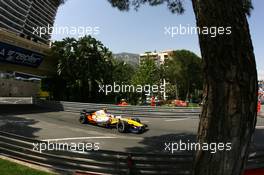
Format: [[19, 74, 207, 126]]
[[79, 114, 87, 124]]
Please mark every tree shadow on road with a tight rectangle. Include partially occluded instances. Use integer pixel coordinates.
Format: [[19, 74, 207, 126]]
[[246, 128, 264, 169], [0, 114, 41, 138], [250, 128, 264, 152], [125, 132, 197, 154], [123, 130, 264, 174], [250, 115, 264, 152], [123, 133, 196, 175]]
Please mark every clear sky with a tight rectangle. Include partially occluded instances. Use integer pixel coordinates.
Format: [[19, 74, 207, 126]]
[[52, 0, 264, 76]]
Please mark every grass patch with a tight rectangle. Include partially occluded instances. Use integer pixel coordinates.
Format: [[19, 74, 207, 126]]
[[0, 158, 54, 175]]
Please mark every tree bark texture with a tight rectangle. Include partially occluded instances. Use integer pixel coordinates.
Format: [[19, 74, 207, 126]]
[[191, 0, 258, 175]]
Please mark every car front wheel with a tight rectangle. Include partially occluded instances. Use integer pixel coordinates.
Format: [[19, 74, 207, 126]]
[[117, 120, 127, 133]]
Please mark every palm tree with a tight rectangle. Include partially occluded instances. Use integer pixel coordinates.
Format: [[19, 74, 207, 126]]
[[50, 36, 113, 102]]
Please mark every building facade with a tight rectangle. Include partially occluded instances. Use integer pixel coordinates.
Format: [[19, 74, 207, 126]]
[[0, 0, 61, 44], [139, 50, 173, 66], [0, 0, 61, 76]]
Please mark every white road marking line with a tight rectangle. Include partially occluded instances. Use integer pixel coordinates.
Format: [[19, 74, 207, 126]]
[[42, 136, 143, 142], [256, 125, 264, 129], [164, 118, 188, 122], [42, 136, 117, 142]]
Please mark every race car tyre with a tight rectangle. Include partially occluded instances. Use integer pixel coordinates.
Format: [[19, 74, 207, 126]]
[[132, 118, 141, 123], [117, 120, 128, 133], [79, 114, 87, 124]]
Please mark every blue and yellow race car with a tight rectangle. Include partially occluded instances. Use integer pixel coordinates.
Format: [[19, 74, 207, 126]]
[[79, 109, 147, 134]]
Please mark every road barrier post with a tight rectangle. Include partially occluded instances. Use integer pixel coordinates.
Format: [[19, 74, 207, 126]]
[[127, 154, 134, 175]]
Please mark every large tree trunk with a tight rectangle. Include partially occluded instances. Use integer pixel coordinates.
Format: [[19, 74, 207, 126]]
[[191, 0, 258, 175]]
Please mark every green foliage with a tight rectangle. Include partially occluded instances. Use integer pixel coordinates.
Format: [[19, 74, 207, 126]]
[[108, 0, 184, 14], [111, 59, 136, 104], [53, 0, 66, 6], [128, 58, 160, 104], [162, 50, 203, 100], [45, 35, 202, 104], [112, 59, 135, 84], [0, 158, 53, 175], [132, 58, 160, 86], [47, 35, 113, 102], [41, 76, 66, 100], [108, 0, 252, 15], [243, 0, 254, 16]]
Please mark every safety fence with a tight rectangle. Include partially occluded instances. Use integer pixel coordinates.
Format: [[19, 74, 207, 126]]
[[33, 99, 200, 118], [0, 131, 193, 175], [0, 97, 33, 104], [0, 131, 263, 175]]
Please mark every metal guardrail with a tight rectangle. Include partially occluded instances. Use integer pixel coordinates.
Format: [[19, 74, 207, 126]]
[[0, 131, 263, 175], [0, 97, 33, 104], [247, 151, 264, 169], [0, 131, 193, 175], [33, 99, 201, 118]]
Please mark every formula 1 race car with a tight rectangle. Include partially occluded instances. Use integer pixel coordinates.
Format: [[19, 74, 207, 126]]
[[79, 109, 147, 134]]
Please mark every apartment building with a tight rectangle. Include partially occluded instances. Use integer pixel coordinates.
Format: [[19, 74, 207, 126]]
[[139, 50, 173, 66], [0, 0, 61, 44]]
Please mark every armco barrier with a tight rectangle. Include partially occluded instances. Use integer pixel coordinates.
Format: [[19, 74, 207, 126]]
[[0, 131, 193, 175], [247, 151, 264, 169], [0, 97, 33, 104], [33, 99, 201, 118], [0, 131, 263, 175]]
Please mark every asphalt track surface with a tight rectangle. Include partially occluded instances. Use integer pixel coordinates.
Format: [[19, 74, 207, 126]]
[[0, 104, 264, 154]]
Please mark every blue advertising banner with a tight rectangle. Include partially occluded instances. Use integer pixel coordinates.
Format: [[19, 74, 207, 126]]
[[0, 42, 44, 68]]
